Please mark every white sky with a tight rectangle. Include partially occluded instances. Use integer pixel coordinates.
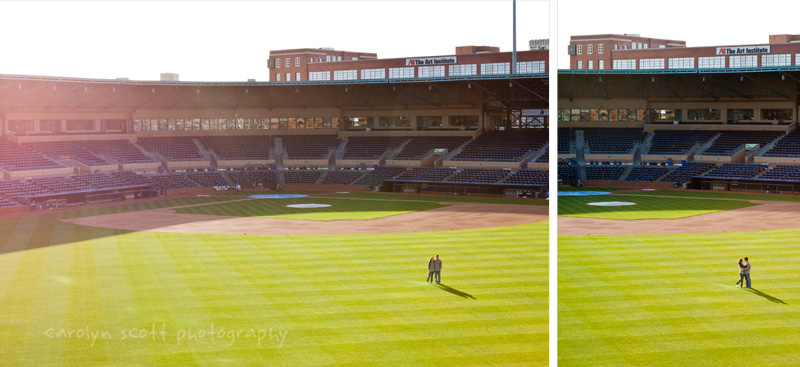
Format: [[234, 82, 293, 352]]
[[557, 0, 800, 69], [0, 0, 548, 82]]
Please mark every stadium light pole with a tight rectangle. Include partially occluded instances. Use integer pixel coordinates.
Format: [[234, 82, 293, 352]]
[[512, 0, 517, 75]]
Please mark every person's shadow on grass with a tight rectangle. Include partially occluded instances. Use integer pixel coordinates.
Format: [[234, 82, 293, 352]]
[[743, 288, 787, 304], [436, 284, 476, 299]]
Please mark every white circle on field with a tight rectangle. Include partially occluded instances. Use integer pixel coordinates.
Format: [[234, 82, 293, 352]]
[[641, 189, 655, 191], [286, 204, 331, 209], [336, 192, 349, 194], [587, 201, 637, 206]]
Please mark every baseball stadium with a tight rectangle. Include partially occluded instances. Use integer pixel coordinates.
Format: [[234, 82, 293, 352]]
[[558, 34, 800, 366], [0, 46, 548, 366]]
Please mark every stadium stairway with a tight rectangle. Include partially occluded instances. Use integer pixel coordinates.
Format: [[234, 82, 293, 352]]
[[618, 165, 634, 181], [694, 133, 723, 155]]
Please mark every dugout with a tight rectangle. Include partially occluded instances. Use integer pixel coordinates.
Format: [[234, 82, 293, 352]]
[[21, 184, 158, 208], [382, 180, 546, 198], [688, 176, 800, 194]]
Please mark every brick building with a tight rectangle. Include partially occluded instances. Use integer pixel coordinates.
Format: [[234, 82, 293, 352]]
[[268, 46, 547, 81], [567, 33, 800, 70]]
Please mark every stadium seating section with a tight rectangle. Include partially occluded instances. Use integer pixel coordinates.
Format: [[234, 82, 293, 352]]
[[451, 130, 547, 162]]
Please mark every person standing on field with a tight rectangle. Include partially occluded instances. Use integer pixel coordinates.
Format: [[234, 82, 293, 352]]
[[426, 257, 436, 284], [742, 257, 751, 288], [434, 255, 443, 284]]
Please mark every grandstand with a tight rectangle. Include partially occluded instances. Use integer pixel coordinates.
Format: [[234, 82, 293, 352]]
[[558, 57, 800, 194]]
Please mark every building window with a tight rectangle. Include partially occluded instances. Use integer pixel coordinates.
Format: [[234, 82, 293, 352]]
[[698, 56, 725, 69], [762, 54, 791, 67], [516, 61, 545, 74], [296, 72, 301, 81], [308, 71, 331, 81], [614, 44, 618, 50], [587, 44, 593, 55], [761, 109, 793, 120], [337, 56, 342, 61], [360, 68, 385, 79], [730, 55, 758, 68], [480, 62, 510, 75], [352, 57, 358, 61], [449, 64, 478, 76], [612, 59, 636, 69], [639, 58, 665, 69], [588, 60, 593, 69], [599, 60, 604, 69], [333, 70, 358, 80], [285, 58, 290, 67], [295, 57, 300, 67], [275, 73, 280, 81], [651, 109, 679, 122], [643, 44, 648, 49], [285, 73, 291, 81], [796, 54, 800, 66], [668, 57, 695, 69], [418, 65, 445, 78], [378, 116, 411, 128], [326, 55, 331, 62], [309, 58, 313, 63], [632, 43, 637, 50], [577, 61, 582, 69], [576, 44, 582, 55], [275, 59, 280, 68], [659, 45, 666, 48], [598, 44, 604, 54], [687, 109, 721, 121], [728, 109, 755, 122], [389, 67, 414, 79]]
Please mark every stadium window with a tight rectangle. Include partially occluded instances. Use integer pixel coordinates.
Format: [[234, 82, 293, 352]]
[[587, 44, 593, 55], [729, 55, 757, 68], [286, 73, 291, 81], [643, 44, 648, 49], [378, 116, 411, 128], [285, 58, 290, 67], [588, 60, 593, 69], [796, 54, 800, 66], [448, 115, 479, 129], [418, 66, 445, 78], [419, 116, 443, 128], [449, 64, 478, 76], [275, 59, 280, 68], [687, 109, 721, 121], [352, 57, 358, 61], [639, 58, 664, 70], [389, 67, 414, 79], [309, 71, 331, 81], [668, 57, 694, 69], [659, 45, 666, 48], [727, 109, 755, 122], [650, 109, 679, 122], [295, 57, 300, 67], [360, 68, 385, 79], [698, 56, 725, 69], [515, 61, 544, 74], [762, 54, 791, 67], [598, 44, 604, 54], [275, 73, 281, 81], [599, 60, 604, 69], [576, 44, 582, 55], [631, 43, 637, 50], [576, 61, 582, 69], [326, 55, 331, 62], [613, 59, 635, 69], [333, 70, 358, 80], [761, 109, 793, 120], [296, 72, 301, 81]]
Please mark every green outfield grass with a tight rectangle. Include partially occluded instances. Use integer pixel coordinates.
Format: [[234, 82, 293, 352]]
[[558, 194, 758, 220], [620, 189, 800, 202], [0, 195, 547, 367], [559, 229, 800, 367], [174, 197, 447, 221]]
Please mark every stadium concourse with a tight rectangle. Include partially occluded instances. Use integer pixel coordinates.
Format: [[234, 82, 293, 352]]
[[0, 72, 548, 215]]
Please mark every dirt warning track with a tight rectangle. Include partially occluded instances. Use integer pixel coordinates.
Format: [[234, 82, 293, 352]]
[[63, 200, 548, 235], [559, 200, 800, 235]]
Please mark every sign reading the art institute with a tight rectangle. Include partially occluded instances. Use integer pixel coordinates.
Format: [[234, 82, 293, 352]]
[[715, 46, 771, 55], [406, 57, 458, 66]]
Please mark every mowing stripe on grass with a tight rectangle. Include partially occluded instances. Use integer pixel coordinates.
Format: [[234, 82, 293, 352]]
[[0, 197, 546, 366], [560, 229, 800, 367]]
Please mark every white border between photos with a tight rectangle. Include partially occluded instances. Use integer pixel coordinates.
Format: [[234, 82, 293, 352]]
[[548, 0, 558, 365]]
